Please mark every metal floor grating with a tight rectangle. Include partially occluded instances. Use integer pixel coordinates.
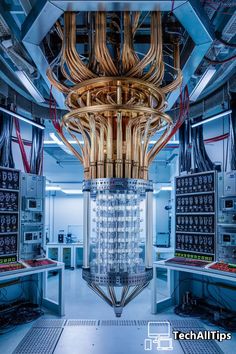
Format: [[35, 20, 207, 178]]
[[100, 320, 137, 326], [100, 319, 201, 327], [170, 319, 202, 328], [31, 318, 202, 328], [13, 319, 224, 354], [33, 319, 66, 328], [13, 328, 63, 354], [66, 319, 98, 326], [136, 320, 151, 326], [177, 327, 224, 354]]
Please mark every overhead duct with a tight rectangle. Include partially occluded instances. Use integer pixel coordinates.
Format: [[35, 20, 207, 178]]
[[21, 0, 213, 109]]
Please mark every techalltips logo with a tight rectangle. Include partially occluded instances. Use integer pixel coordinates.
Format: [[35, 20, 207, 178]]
[[144, 321, 232, 351], [144, 321, 173, 351]]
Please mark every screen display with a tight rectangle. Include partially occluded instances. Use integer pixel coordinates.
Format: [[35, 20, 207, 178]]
[[225, 200, 233, 208], [25, 233, 33, 241], [29, 200, 37, 208], [223, 234, 231, 242]]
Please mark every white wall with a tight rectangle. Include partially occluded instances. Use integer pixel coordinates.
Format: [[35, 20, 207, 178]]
[[46, 193, 83, 242], [154, 192, 170, 234]]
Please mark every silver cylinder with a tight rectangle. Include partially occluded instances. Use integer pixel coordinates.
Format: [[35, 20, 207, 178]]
[[83, 191, 90, 268], [145, 191, 153, 268]]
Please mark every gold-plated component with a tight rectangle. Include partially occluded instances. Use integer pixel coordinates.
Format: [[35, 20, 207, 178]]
[[47, 11, 183, 180]]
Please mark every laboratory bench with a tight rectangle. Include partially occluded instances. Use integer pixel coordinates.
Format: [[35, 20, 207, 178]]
[[151, 259, 236, 314], [0, 261, 65, 316]]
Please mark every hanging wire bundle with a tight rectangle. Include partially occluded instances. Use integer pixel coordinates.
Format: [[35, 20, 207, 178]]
[[47, 11, 183, 179]]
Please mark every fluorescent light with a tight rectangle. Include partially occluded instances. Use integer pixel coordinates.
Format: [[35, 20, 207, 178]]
[[153, 190, 160, 195], [15, 70, 45, 103], [190, 67, 216, 102], [192, 110, 232, 128], [0, 106, 45, 130], [61, 189, 83, 195], [46, 186, 61, 191], [44, 138, 83, 145], [160, 186, 173, 191], [49, 132, 74, 155], [49, 133, 62, 145]]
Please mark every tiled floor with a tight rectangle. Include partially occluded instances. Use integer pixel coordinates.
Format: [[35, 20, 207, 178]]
[[0, 269, 235, 354]]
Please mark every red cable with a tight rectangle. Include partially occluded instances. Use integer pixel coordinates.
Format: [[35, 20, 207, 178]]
[[171, 0, 175, 14], [14, 118, 31, 173], [204, 132, 229, 143]]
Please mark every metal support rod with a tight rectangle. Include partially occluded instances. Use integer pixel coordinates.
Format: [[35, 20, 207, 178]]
[[83, 191, 90, 268], [145, 191, 153, 268], [120, 286, 129, 307], [88, 283, 113, 307], [108, 286, 117, 306], [124, 283, 149, 306]]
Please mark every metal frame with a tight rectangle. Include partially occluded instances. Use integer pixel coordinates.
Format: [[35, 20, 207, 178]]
[[20, 0, 214, 109], [83, 178, 153, 193], [82, 268, 153, 286]]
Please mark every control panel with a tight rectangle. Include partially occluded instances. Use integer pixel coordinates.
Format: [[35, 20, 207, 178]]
[[20, 173, 45, 260], [24, 198, 43, 212], [176, 193, 214, 213], [223, 171, 236, 196], [176, 173, 214, 194], [0, 191, 18, 211], [219, 231, 236, 246], [217, 172, 236, 264], [24, 231, 42, 243], [0, 167, 20, 264], [175, 171, 216, 261], [0, 168, 20, 190]]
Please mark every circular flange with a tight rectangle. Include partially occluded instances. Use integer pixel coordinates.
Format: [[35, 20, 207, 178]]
[[83, 178, 153, 193], [82, 268, 153, 286]]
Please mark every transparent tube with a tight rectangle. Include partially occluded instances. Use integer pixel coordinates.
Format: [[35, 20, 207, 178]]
[[90, 189, 145, 276]]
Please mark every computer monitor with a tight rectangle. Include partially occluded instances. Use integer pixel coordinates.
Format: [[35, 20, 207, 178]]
[[148, 321, 171, 338]]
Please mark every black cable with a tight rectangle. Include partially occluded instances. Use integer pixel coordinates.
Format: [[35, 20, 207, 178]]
[[30, 118, 44, 175], [185, 119, 191, 173], [215, 31, 236, 48], [171, 275, 236, 331], [196, 127, 208, 171], [204, 53, 236, 64], [0, 279, 44, 334], [30, 125, 37, 174], [230, 92, 236, 170], [179, 121, 185, 172], [198, 125, 214, 171], [191, 121, 219, 172], [192, 126, 206, 172], [0, 303, 43, 334], [169, 276, 235, 311], [0, 112, 15, 168]]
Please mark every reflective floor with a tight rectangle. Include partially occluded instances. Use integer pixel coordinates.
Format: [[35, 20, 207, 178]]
[[46, 268, 168, 319], [0, 269, 235, 354]]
